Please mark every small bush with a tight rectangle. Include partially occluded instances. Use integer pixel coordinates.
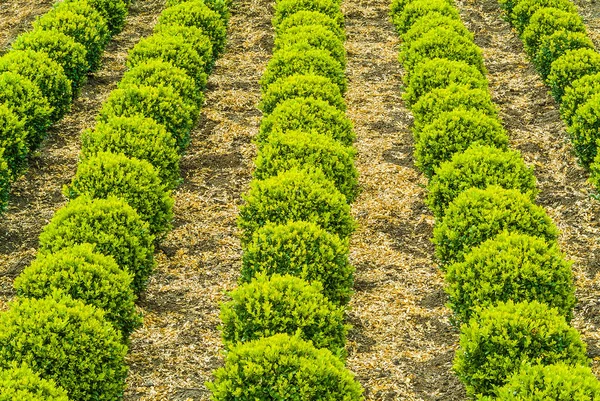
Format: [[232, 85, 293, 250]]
[[392, 0, 460, 35], [276, 10, 345, 40], [560, 72, 600, 125], [0, 104, 27, 180], [401, 13, 473, 45], [81, 116, 181, 188], [454, 300, 588, 397], [152, 23, 215, 75], [238, 167, 355, 244], [65, 152, 174, 236], [166, 0, 230, 23], [510, 0, 577, 34], [241, 221, 354, 305], [38, 196, 155, 293], [433, 186, 559, 267], [14, 243, 142, 339], [64, 0, 128, 35], [220, 274, 347, 355], [522, 8, 586, 58], [207, 334, 363, 400], [0, 363, 69, 401], [568, 91, 600, 167], [258, 97, 355, 146], [427, 145, 536, 218], [589, 151, 600, 191], [548, 48, 600, 103], [415, 110, 509, 177], [0, 294, 128, 401], [274, 25, 346, 67], [0, 154, 9, 213], [272, 0, 344, 30], [534, 30, 594, 80], [446, 232, 575, 323]]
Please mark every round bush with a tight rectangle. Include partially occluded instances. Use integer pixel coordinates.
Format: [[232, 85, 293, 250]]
[[548, 48, 600, 103], [207, 333, 363, 400], [65, 0, 127, 35], [446, 232, 575, 323], [392, 0, 460, 35], [220, 274, 347, 355], [272, 0, 344, 31], [81, 116, 181, 188], [255, 130, 359, 202], [12, 29, 89, 92], [0, 104, 27, 180], [433, 185, 559, 267], [568, 91, 600, 167], [238, 167, 355, 244], [415, 109, 509, 177], [0, 363, 69, 401], [0, 154, 10, 214], [427, 144, 537, 218], [534, 30, 594, 80], [589, 152, 600, 191], [38, 196, 155, 293], [274, 25, 346, 67], [242, 221, 353, 305], [152, 24, 215, 76], [522, 8, 586, 58], [258, 97, 355, 146], [561, 72, 600, 125], [453, 300, 588, 397], [510, 0, 577, 34], [98, 84, 195, 152], [166, 0, 230, 23], [401, 12, 473, 45], [14, 243, 142, 339], [0, 294, 128, 401], [276, 10, 345, 40]]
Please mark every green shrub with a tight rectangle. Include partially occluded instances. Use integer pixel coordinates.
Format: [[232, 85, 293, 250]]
[[255, 130, 359, 202], [258, 97, 355, 146], [220, 274, 347, 355], [152, 24, 215, 76], [272, 0, 344, 30], [65, 152, 174, 236], [0, 49, 72, 122], [560, 72, 600, 125], [510, 0, 577, 33], [12, 29, 89, 92], [0, 154, 9, 213], [276, 10, 345, 41], [433, 186, 559, 267], [548, 48, 600, 103], [392, 0, 460, 35], [14, 243, 142, 339], [0, 104, 27, 180], [401, 12, 473, 45], [207, 333, 363, 400], [64, 0, 128, 35], [241, 221, 354, 305], [38, 196, 155, 293], [568, 91, 600, 167], [0, 363, 69, 401], [589, 151, 600, 191], [274, 25, 346, 67], [98, 84, 195, 152], [415, 110, 509, 177], [81, 116, 181, 188], [522, 8, 586, 58], [446, 232, 575, 323], [427, 145, 537, 218], [166, 0, 230, 23], [403, 58, 487, 107], [454, 300, 588, 397], [534, 30, 594, 80], [238, 168, 355, 244], [0, 294, 128, 401]]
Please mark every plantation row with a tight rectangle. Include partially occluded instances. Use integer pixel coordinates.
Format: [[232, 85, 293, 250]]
[[391, 0, 600, 398], [0, 0, 132, 213], [0, 0, 230, 399], [206, 0, 365, 397]]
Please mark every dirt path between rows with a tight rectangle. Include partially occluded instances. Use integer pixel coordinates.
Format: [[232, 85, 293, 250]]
[[0, 0, 54, 52], [574, 0, 600, 47]]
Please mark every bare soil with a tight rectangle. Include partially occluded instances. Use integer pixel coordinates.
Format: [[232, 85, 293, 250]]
[[0, 0, 54, 52]]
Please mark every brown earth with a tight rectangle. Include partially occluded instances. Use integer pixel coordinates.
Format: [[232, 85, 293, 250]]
[[0, 0, 54, 52]]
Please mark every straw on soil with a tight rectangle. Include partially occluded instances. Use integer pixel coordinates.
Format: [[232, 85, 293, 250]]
[[0, 0, 54, 51]]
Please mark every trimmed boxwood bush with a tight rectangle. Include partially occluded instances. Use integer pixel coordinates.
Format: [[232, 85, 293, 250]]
[[427, 145, 537, 218], [242, 221, 354, 305], [166, 0, 231, 23], [453, 300, 588, 397], [401, 13, 473, 45], [274, 25, 346, 67], [220, 274, 347, 355], [433, 186, 559, 267], [561, 72, 600, 125], [415, 110, 509, 177], [392, 0, 460, 35], [0, 104, 27, 180], [548, 48, 600, 103], [522, 8, 586, 58], [254, 130, 359, 202], [272, 0, 344, 31], [0, 155, 9, 213], [510, 0, 577, 34], [568, 92, 600, 167], [238, 167, 355, 244], [534, 30, 594, 80], [152, 24, 215, 76], [258, 97, 355, 146], [0, 363, 69, 401], [38, 196, 155, 293], [207, 333, 363, 400], [446, 232, 575, 323], [14, 243, 142, 339], [0, 294, 128, 401], [589, 152, 600, 191], [276, 10, 345, 41], [81, 116, 181, 188], [65, 0, 128, 35]]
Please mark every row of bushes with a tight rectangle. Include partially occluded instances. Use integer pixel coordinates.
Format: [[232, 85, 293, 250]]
[[390, 0, 598, 398], [0, 0, 133, 214], [0, 0, 230, 399], [206, 0, 364, 399]]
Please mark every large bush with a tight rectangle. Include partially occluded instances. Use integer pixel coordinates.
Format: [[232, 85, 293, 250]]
[[14, 243, 142, 339], [547, 48, 600, 103], [0, 363, 69, 401], [454, 300, 588, 397], [560, 72, 600, 125], [275, 10, 345, 41], [510, 0, 577, 33], [166, 0, 230, 23], [242, 221, 354, 305], [401, 13, 473, 45], [534, 30, 594, 80], [433, 186, 559, 267], [274, 25, 346, 67], [0, 104, 27, 180], [272, 0, 344, 31], [568, 91, 600, 167], [207, 333, 363, 400], [0, 294, 128, 401], [392, 0, 460, 35], [64, 0, 128, 34], [38, 196, 155, 293], [153, 24, 216, 74], [521, 8, 586, 58]]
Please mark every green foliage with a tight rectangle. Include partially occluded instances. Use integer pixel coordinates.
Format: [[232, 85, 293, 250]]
[[207, 333, 363, 400], [273, 0, 344, 31], [165, 0, 230, 23], [568, 91, 600, 167], [446, 232, 575, 323], [65, 152, 174, 236], [433, 186, 559, 267], [534, 30, 594, 80], [238, 167, 355, 244], [0, 363, 69, 401], [427, 145, 537, 219], [241, 221, 354, 305], [274, 25, 346, 67], [64, 0, 128, 35], [548, 48, 600, 103], [521, 8, 586, 59], [276, 10, 345, 40], [588, 150, 600, 191], [454, 300, 588, 397], [14, 244, 142, 339], [220, 274, 348, 355], [38, 196, 155, 293], [258, 97, 355, 146], [401, 13, 473, 45], [81, 116, 181, 188], [415, 110, 509, 177], [392, 0, 460, 35], [0, 154, 9, 214], [510, 0, 577, 34], [0, 294, 128, 401], [0, 104, 27, 180], [561, 72, 600, 125], [152, 24, 216, 75]]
